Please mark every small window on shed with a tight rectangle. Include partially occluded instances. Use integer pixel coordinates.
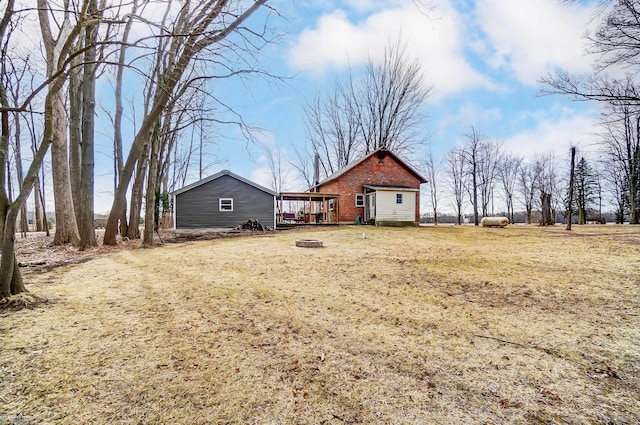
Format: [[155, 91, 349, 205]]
[[396, 194, 403, 204], [219, 198, 233, 211], [355, 194, 365, 207], [329, 199, 335, 211]]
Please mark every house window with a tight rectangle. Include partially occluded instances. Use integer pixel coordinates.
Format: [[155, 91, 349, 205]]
[[219, 198, 233, 211], [396, 194, 403, 204], [355, 194, 365, 207], [329, 199, 334, 211]]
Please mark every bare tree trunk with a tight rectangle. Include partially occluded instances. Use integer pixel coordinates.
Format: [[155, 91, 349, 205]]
[[630, 116, 640, 224], [68, 54, 82, 225], [13, 111, 29, 235], [472, 161, 478, 225], [26, 110, 45, 232], [38, 0, 81, 246], [127, 144, 149, 240], [39, 174, 50, 237], [33, 174, 43, 232], [464, 127, 482, 226], [143, 135, 160, 246], [113, 0, 136, 237], [0, 206, 27, 298], [79, 0, 98, 249], [540, 192, 553, 226], [0, 83, 59, 296], [0, 69, 26, 297], [566, 147, 576, 231], [51, 93, 80, 245], [423, 151, 440, 225]]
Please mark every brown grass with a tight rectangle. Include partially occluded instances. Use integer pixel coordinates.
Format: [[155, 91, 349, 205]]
[[1, 225, 638, 424]]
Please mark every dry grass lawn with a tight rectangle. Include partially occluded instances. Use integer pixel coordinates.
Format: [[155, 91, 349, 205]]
[[1, 225, 639, 424]]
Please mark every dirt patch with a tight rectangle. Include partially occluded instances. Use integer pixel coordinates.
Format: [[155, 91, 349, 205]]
[[13, 229, 271, 276]]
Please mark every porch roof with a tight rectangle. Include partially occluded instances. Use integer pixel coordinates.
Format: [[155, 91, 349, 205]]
[[278, 192, 340, 201]]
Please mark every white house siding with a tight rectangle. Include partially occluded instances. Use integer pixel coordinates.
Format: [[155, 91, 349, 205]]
[[374, 190, 416, 223]]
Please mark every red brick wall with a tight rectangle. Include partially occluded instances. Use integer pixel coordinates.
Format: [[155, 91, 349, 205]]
[[318, 151, 422, 223]]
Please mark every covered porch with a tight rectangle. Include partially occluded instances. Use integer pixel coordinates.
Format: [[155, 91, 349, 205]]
[[276, 192, 340, 228]]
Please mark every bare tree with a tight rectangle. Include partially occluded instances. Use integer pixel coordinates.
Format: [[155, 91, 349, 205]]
[[3, 52, 30, 236], [534, 154, 559, 226], [26, 112, 48, 233], [518, 161, 537, 224], [76, 0, 102, 249], [462, 126, 482, 226], [541, 1, 640, 109], [37, 0, 81, 246], [259, 140, 290, 193], [358, 39, 432, 155], [290, 144, 315, 190], [447, 147, 466, 225], [302, 38, 432, 179], [1, 0, 94, 297], [303, 79, 360, 177], [476, 140, 503, 217], [599, 100, 640, 224], [499, 154, 522, 224], [601, 154, 627, 223], [422, 150, 442, 225], [586, 0, 640, 74], [111, 0, 137, 237], [103, 0, 273, 245], [542, 1, 640, 225]]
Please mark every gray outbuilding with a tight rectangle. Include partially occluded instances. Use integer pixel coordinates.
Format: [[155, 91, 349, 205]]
[[171, 170, 276, 231]]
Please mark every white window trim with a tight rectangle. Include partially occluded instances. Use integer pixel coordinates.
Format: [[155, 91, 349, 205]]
[[396, 194, 403, 204], [219, 198, 233, 212], [355, 194, 365, 207], [328, 199, 335, 211]]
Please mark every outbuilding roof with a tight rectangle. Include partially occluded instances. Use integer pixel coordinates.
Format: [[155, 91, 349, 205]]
[[171, 169, 277, 196], [362, 184, 420, 192], [316, 148, 427, 187]]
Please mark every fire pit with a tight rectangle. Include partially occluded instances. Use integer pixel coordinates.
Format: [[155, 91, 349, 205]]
[[295, 239, 323, 248]]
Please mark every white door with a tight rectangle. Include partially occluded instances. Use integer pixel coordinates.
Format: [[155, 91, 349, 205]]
[[365, 193, 376, 221]]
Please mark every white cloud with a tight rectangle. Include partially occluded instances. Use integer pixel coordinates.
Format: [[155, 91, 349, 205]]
[[475, 0, 598, 85], [434, 102, 603, 160], [437, 101, 503, 137], [245, 133, 304, 192], [501, 106, 602, 159], [343, 0, 407, 13], [250, 163, 275, 191], [288, 0, 493, 99]]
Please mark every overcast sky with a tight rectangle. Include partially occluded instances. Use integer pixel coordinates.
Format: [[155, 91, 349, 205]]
[[87, 0, 606, 213]]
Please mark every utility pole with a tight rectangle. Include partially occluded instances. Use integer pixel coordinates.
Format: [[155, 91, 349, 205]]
[[566, 146, 576, 231]]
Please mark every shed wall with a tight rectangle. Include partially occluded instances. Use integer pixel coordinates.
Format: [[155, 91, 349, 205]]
[[175, 175, 275, 229], [375, 190, 416, 223]]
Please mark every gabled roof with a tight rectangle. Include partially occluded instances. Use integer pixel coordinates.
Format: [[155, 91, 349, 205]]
[[316, 148, 427, 187], [362, 184, 420, 192], [171, 169, 277, 196]]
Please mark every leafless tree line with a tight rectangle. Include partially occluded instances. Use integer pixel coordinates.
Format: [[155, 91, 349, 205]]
[[423, 129, 570, 227], [542, 0, 640, 225], [1, 0, 276, 297], [424, 133, 618, 227]]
